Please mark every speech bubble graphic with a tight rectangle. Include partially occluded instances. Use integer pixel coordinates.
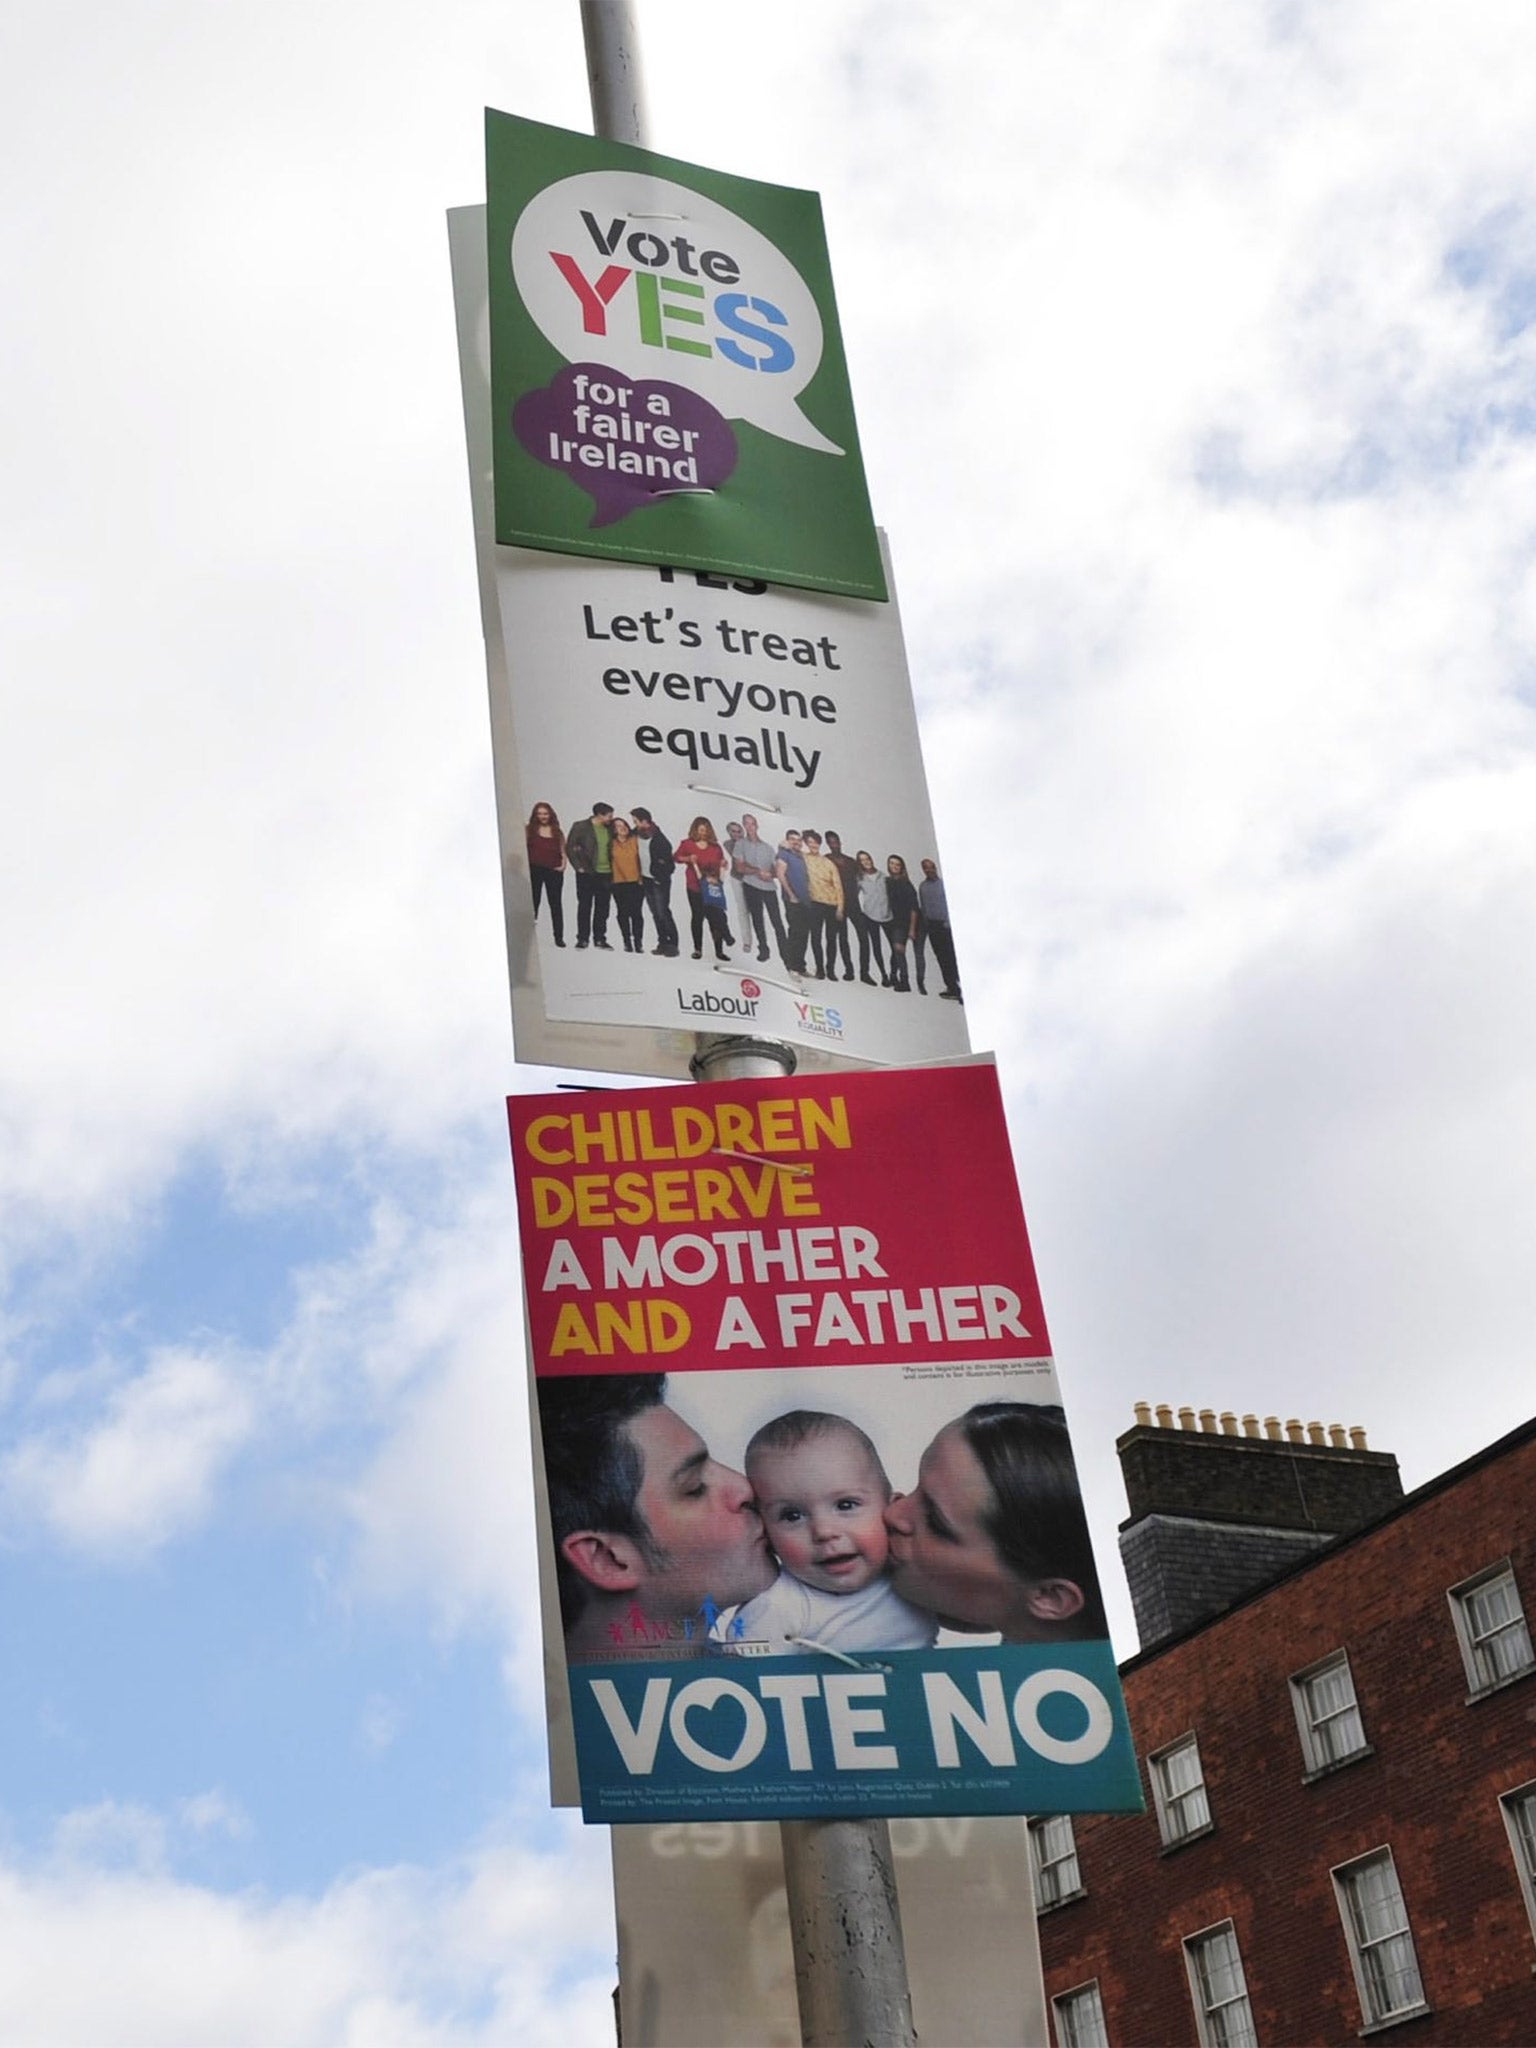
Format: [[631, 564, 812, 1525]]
[[511, 170, 842, 456], [514, 361, 738, 528]]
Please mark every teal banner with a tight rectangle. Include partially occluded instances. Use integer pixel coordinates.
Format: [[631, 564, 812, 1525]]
[[486, 110, 886, 600], [569, 1641, 1142, 1825]]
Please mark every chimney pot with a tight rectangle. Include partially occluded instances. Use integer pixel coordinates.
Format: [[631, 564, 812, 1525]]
[[1264, 1416, 1282, 1440], [1133, 1401, 1153, 1428], [1307, 1421, 1326, 1446], [1155, 1403, 1174, 1429], [1286, 1418, 1305, 1443], [1328, 1423, 1348, 1448], [1242, 1413, 1260, 1438], [1220, 1411, 1239, 1435], [1349, 1425, 1368, 1451], [1179, 1406, 1197, 1431], [1199, 1408, 1218, 1434]]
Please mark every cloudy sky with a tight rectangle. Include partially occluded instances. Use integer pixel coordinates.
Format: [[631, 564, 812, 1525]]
[[4, 0, 1535, 2037]]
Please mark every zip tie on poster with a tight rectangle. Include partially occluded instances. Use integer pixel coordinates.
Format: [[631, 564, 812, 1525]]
[[684, 784, 783, 813], [711, 960, 804, 999], [785, 1637, 893, 1674], [708, 1147, 812, 1178]]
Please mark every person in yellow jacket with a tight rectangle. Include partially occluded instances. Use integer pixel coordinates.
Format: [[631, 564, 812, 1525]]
[[800, 829, 845, 980]]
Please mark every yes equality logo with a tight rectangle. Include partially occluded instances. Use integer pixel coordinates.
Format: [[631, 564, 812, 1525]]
[[795, 999, 844, 1041], [511, 171, 841, 526]]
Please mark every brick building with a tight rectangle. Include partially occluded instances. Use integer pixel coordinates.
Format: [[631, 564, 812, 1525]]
[[1034, 1407, 1536, 2047]]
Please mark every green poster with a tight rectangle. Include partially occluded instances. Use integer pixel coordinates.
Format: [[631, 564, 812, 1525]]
[[486, 110, 886, 601]]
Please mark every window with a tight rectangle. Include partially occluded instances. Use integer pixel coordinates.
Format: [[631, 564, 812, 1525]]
[[1030, 1814, 1083, 1911], [1291, 1652, 1369, 1773], [1501, 1781, 1536, 1943], [1150, 1734, 1212, 1845], [1333, 1850, 1427, 2027], [1053, 1980, 1108, 2048], [1450, 1564, 1535, 1693], [1183, 1921, 1258, 2048]]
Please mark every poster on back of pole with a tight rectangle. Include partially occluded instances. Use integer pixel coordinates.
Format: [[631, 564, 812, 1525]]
[[612, 1815, 1048, 2048], [485, 109, 885, 601], [510, 1062, 1142, 1826]]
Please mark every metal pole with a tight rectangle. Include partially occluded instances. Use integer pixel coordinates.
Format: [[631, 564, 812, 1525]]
[[689, 1046, 917, 2048], [577, 11, 915, 2040], [579, 0, 649, 147], [779, 1815, 916, 2048], [687, 1032, 800, 1085]]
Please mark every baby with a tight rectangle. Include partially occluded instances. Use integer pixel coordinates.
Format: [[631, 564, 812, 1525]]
[[729, 1410, 935, 1654]]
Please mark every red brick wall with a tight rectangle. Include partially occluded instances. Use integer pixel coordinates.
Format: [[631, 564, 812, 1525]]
[[1039, 1427, 1536, 2045]]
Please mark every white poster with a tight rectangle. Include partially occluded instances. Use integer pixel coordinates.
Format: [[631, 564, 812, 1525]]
[[613, 1816, 1048, 2048], [490, 542, 969, 1069], [451, 207, 969, 1080]]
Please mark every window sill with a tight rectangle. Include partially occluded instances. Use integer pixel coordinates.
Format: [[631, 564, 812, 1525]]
[[1358, 2002, 1432, 2036], [1035, 1887, 1087, 1916], [1158, 1821, 1215, 1856], [1465, 1663, 1536, 1706], [1303, 1744, 1376, 1785]]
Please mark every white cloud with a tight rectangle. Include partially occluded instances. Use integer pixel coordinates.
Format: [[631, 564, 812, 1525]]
[[0, 1347, 256, 1557], [0, 1158, 541, 1608], [0, 1830, 614, 2048], [328, 1171, 556, 1727], [359, 1696, 406, 1757], [49, 1801, 168, 1876], [337, 1177, 532, 1621], [177, 1791, 254, 1842]]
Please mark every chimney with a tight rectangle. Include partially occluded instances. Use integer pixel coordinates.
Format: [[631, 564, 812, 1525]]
[[1116, 1402, 1403, 1651]]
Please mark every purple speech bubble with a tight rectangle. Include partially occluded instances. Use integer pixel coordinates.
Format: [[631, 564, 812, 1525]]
[[513, 361, 738, 529]]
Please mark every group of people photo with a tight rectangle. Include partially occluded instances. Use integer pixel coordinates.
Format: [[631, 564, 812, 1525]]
[[526, 800, 962, 1001], [537, 1372, 1107, 1663]]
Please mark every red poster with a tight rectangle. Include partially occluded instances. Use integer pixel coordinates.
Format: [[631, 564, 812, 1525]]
[[506, 1063, 1139, 1827], [511, 1065, 1048, 1378]]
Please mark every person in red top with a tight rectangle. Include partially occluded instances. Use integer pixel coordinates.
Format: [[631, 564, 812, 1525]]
[[525, 801, 566, 947], [675, 816, 735, 961]]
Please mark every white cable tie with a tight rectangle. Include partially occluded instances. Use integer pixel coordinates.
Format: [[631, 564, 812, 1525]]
[[708, 1147, 811, 1178], [684, 784, 784, 812], [785, 1637, 893, 1673]]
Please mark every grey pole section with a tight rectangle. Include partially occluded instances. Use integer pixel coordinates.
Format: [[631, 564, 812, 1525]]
[[579, 0, 648, 148], [690, 1046, 916, 2048], [577, 10, 915, 2040], [778, 1814, 916, 2048]]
